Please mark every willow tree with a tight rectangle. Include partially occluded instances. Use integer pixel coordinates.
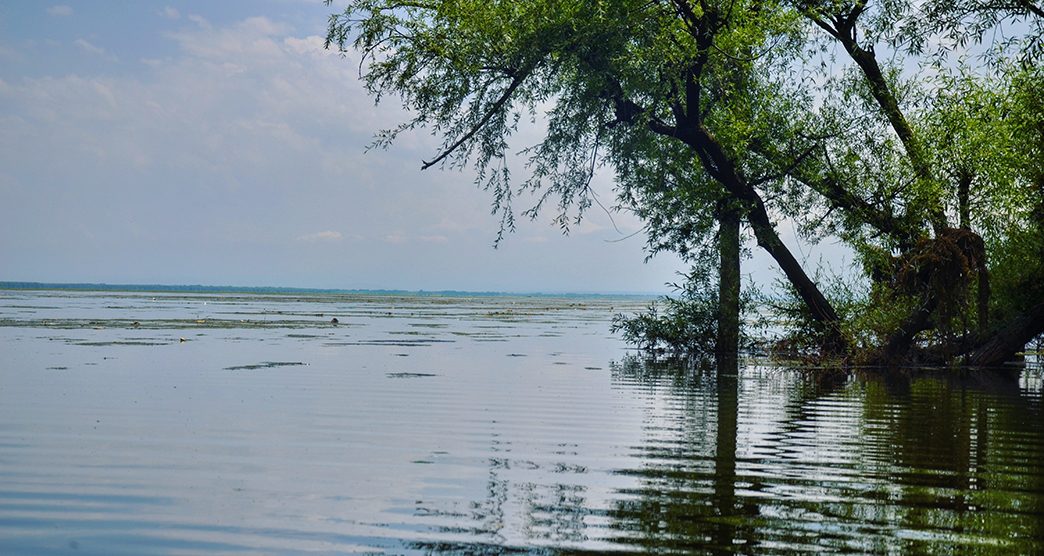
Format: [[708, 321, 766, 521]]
[[763, 0, 1044, 365], [325, 0, 844, 367], [325, 0, 1043, 366]]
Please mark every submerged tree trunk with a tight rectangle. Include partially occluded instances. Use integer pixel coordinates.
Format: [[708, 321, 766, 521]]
[[969, 302, 1044, 367], [712, 372, 739, 546], [717, 205, 741, 373]]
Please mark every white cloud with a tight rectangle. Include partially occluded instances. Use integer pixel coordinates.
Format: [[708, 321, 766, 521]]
[[283, 36, 328, 55], [1, 17, 394, 235], [160, 7, 180, 20], [297, 231, 344, 242], [0, 13, 682, 292], [167, 17, 290, 61], [47, 5, 73, 17], [186, 14, 212, 30], [73, 39, 110, 59]]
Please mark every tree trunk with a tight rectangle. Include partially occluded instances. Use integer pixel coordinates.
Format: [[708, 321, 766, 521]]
[[683, 124, 847, 356], [828, 25, 948, 234], [745, 197, 847, 355], [877, 295, 938, 366], [717, 205, 741, 373], [958, 170, 972, 231], [968, 302, 1044, 367]]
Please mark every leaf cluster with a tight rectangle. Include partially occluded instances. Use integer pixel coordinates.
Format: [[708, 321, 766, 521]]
[[612, 256, 763, 358]]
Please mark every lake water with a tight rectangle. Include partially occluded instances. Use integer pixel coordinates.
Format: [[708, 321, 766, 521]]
[[1, 289, 1042, 554]]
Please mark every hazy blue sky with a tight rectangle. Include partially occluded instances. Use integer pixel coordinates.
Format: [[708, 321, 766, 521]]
[[0, 1, 846, 293]]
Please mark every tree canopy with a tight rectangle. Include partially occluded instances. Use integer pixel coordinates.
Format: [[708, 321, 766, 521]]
[[326, 0, 1044, 367]]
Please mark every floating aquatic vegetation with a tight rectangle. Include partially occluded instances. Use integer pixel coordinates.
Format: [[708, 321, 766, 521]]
[[73, 340, 171, 347], [327, 338, 456, 347], [0, 317, 352, 330], [224, 361, 306, 370]]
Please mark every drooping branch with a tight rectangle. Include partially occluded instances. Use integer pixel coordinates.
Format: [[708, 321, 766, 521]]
[[420, 70, 529, 170]]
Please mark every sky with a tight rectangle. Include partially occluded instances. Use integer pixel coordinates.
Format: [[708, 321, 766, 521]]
[[0, 1, 848, 293]]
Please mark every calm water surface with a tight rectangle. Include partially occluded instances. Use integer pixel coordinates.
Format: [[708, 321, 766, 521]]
[[0, 289, 1042, 554]]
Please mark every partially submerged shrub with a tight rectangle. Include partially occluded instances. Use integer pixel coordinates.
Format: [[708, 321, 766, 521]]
[[611, 291, 718, 358], [761, 264, 865, 361], [612, 263, 758, 359]]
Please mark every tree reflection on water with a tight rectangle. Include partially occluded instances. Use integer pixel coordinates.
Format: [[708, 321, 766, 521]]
[[404, 357, 1042, 553], [608, 358, 1043, 553]]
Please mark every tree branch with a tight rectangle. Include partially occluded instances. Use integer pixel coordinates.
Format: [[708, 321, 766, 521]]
[[420, 71, 528, 170], [803, 6, 949, 233]]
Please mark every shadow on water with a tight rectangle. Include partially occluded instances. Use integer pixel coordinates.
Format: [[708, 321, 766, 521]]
[[601, 357, 1043, 554]]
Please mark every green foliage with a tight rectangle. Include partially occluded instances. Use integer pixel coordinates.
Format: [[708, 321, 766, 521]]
[[987, 65, 1044, 329], [325, 0, 1044, 364], [919, 65, 1041, 237], [611, 295, 719, 358], [915, 64, 1044, 335], [897, 0, 1044, 63], [611, 260, 760, 358], [611, 266, 721, 358], [989, 225, 1044, 330], [325, 0, 806, 238], [762, 265, 866, 358], [326, 0, 623, 236]]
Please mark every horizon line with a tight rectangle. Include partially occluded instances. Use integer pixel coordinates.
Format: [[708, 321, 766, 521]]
[[0, 280, 664, 298]]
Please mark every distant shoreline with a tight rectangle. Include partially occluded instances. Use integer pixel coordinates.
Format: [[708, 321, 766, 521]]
[[0, 281, 658, 299]]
